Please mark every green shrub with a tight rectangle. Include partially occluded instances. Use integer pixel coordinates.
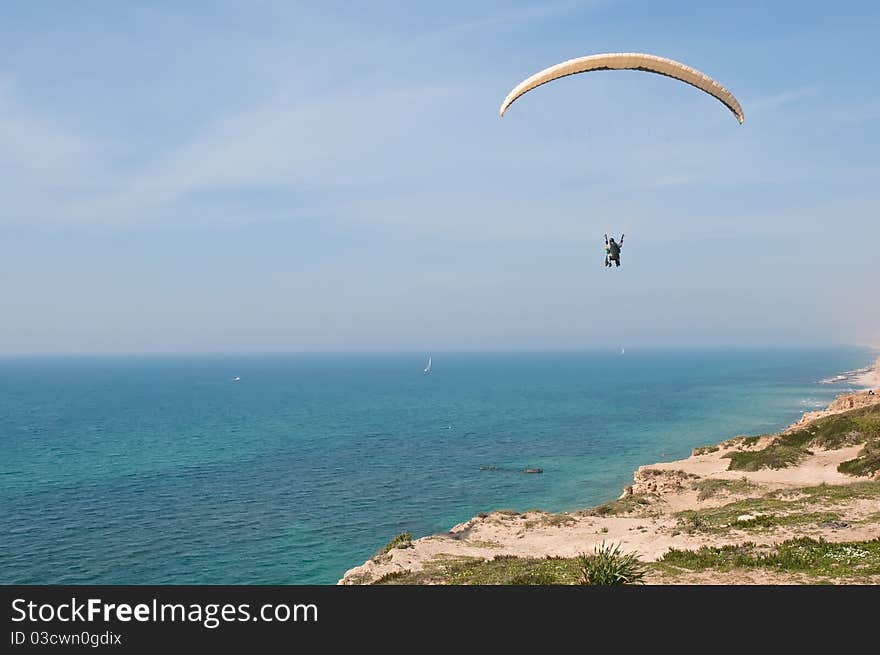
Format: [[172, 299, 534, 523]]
[[375, 532, 413, 558], [724, 406, 880, 472], [577, 542, 646, 585], [724, 444, 807, 471], [680, 513, 709, 532], [590, 494, 655, 516], [808, 409, 880, 448], [838, 441, 880, 477]]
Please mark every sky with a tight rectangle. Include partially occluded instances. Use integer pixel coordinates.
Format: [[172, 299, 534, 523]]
[[1, 0, 878, 354]]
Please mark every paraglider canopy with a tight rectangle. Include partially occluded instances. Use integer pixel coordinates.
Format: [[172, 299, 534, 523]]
[[499, 52, 744, 124]]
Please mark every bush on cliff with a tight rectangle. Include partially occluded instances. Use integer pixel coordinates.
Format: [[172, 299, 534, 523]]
[[577, 542, 646, 585], [374, 532, 414, 559]]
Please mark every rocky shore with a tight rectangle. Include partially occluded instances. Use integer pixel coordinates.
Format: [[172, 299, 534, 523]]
[[340, 364, 880, 585]]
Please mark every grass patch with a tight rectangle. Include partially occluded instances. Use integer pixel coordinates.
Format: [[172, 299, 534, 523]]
[[589, 494, 657, 516], [679, 514, 709, 533], [724, 405, 880, 472], [726, 435, 764, 447], [524, 512, 576, 529], [661, 542, 760, 571], [373, 554, 583, 585], [738, 512, 840, 529], [679, 481, 880, 534], [464, 540, 503, 549], [769, 481, 880, 503], [694, 436, 761, 456], [660, 537, 880, 579], [838, 441, 880, 477], [764, 538, 880, 575], [344, 571, 376, 585], [676, 496, 806, 533], [775, 430, 816, 449], [639, 468, 664, 476], [374, 532, 413, 559], [693, 477, 757, 501], [373, 546, 648, 585], [373, 570, 415, 585], [640, 468, 699, 479], [807, 408, 880, 448], [724, 444, 808, 471]]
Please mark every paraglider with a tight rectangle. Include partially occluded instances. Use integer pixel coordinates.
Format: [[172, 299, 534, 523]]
[[499, 53, 744, 270], [604, 233, 624, 268], [499, 52, 744, 123]]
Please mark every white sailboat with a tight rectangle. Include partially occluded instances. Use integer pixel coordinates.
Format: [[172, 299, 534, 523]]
[[424, 356, 432, 374], [620, 348, 625, 355]]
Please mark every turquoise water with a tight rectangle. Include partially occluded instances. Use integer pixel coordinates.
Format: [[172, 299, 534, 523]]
[[0, 348, 871, 584]]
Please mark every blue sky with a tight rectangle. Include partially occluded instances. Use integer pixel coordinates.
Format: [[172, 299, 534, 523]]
[[1, 0, 878, 353]]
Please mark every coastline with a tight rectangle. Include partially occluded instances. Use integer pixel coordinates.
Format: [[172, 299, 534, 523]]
[[854, 355, 880, 388], [820, 354, 880, 388], [339, 355, 880, 585]]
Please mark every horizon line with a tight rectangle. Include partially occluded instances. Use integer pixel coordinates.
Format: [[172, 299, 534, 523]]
[[0, 343, 873, 359]]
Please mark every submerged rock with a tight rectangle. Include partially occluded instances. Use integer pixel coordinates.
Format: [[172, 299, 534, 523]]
[[523, 468, 543, 474]]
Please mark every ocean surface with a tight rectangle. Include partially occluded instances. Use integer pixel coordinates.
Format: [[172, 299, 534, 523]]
[[0, 348, 873, 584]]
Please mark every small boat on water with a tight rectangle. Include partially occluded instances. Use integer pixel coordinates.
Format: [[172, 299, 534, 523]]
[[424, 356, 432, 374]]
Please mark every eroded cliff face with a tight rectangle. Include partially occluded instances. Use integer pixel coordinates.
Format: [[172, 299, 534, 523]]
[[622, 467, 699, 498], [828, 390, 880, 411]]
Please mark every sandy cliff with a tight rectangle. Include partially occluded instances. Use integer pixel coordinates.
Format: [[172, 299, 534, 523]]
[[340, 380, 880, 585]]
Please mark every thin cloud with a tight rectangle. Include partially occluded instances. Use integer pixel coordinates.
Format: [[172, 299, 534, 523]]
[[747, 87, 819, 115], [438, 0, 609, 36]]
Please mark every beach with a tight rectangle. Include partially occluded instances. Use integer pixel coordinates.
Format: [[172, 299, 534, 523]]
[[340, 356, 880, 585], [855, 355, 880, 389]]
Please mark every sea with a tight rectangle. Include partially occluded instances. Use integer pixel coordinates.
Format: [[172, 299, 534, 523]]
[[0, 347, 873, 584]]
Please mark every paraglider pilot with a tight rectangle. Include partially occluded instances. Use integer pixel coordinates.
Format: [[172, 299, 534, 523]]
[[604, 233, 624, 268]]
